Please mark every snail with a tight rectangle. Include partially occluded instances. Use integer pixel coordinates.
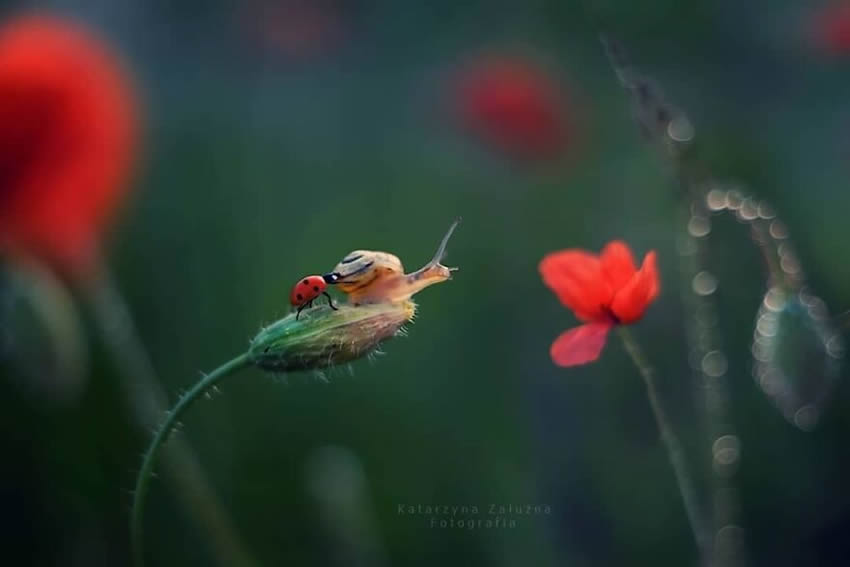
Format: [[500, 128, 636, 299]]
[[324, 218, 460, 305]]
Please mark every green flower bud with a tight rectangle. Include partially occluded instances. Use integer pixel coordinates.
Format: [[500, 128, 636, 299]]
[[248, 301, 416, 372]]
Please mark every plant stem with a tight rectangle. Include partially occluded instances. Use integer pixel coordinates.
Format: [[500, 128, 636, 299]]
[[131, 352, 251, 567], [85, 261, 256, 567], [677, 195, 747, 567], [617, 326, 712, 562]]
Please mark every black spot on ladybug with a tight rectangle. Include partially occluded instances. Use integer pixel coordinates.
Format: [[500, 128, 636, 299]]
[[302, 279, 309, 285], [296, 293, 303, 301], [313, 286, 319, 292]]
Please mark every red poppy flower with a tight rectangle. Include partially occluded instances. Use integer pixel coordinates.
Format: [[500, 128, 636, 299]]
[[0, 15, 137, 278], [539, 241, 660, 367], [456, 55, 568, 160], [811, 3, 850, 54]]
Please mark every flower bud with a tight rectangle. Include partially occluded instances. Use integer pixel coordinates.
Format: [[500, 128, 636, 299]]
[[248, 301, 416, 372]]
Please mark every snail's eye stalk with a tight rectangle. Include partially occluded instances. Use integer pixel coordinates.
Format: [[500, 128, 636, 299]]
[[430, 217, 461, 266]]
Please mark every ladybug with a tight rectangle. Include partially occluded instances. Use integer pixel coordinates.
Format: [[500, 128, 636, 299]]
[[289, 274, 338, 319]]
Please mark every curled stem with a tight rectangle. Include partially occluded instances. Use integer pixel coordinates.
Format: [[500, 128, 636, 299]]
[[130, 301, 419, 565], [85, 262, 259, 567], [130, 352, 251, 567], [617, 326, 712, 563]]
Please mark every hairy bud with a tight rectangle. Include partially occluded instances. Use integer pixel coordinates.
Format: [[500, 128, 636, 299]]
[[248, 301, 416, 372]]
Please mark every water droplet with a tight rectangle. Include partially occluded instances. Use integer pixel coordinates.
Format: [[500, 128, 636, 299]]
[[763, 287, 787, 312], [793, 405, 819, 431], [756, 312, 779, 337], [726, 190, 744, 210], [706, 189, 728, 211], [738, 199, 759, 221], [780, 253, 801, 275], [667, 114, 695, 142], [798, 289, 818, 307], [712, 435, 742, 474], [752, 341, 771, 362], [757, 201, 776, 219], [769, 220, 789, 240], [757, 367, 782, 395], [688, 215, 711, 237], [692, 271, 718, 296], [702, 351, 728, 377]]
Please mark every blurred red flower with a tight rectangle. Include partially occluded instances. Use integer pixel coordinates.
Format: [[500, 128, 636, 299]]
[[812, 3, 850, 54], [0, 15, 137, 278], [456, 56, 568, 160], [539, 241, 659, 367], [236, 0, 345, 61]]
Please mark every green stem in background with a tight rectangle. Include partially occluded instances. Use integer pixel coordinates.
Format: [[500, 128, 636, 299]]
[[130, 352, 251, 567], [85, 261, 258, 567], [676, 194, 743, 567], [617, 326, 712, 563]]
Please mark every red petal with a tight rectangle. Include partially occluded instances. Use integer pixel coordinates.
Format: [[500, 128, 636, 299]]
[[0, 16, 137, 277], [646, 251, 660, 303], [539, 250, 612, 321], [549, 323, 612, 367], [610, 251, 660, 324], [600, 240, 637, 290]]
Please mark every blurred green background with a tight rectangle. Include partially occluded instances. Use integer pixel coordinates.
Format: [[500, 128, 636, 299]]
[[2, 0, 850, 565]]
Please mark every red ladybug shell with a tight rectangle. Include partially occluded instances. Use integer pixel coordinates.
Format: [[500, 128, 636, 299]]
[[289, 275, 327, 306]]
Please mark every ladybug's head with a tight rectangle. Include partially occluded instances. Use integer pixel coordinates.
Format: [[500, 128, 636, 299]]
[[322, 272, 341, 284]]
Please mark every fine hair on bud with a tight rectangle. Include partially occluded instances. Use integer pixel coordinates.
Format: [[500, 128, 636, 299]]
[[248, 301, 416, 372]]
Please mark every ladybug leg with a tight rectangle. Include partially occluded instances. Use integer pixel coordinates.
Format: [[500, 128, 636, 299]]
[[323, 292, 338, 310], [296, 304, 306, 320]]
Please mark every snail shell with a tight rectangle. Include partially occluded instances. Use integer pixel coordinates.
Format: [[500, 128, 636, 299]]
[[331, 250, 404, 295]]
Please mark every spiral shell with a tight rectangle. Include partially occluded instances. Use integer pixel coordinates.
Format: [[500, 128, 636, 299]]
[[331, 250, 404, 295]]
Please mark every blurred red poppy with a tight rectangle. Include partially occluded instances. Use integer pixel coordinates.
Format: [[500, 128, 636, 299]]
[[812, 3, 850, 54], [539, 241, 659, 367], [0, 15, 137, 278], [237, 0, 345, 60], [456, 55, 568, 161]]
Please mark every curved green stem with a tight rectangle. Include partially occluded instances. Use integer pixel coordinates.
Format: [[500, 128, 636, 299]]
[[617, 327, 712, 563], [131, 352, 251, 567], [86, 260, 258, 566]]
